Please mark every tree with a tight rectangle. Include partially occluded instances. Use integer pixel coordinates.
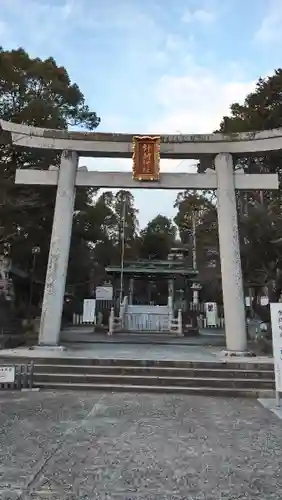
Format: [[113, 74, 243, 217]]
[[113, 190, 139, 248], [240, 200, 282, 289], [174, 190, 216, 244], [0, 47, 100, 293], [138, 215, 176, 260], [174, 190, 221, 299], [218, 69, 282, 297], [91, 189, 139, 265]]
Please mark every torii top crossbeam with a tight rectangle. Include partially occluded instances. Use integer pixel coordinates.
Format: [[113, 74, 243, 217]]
[[2, 119, 282, 158]]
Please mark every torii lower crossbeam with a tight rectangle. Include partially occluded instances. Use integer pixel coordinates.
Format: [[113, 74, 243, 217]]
[[15, 169, 278, 191]]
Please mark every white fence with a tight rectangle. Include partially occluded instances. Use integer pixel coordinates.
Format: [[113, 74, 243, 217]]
[[124, 305, 171, 333], [72, 298, 225, 332], [124, 312, 170, 332], [108, 302, 183, 336], [72, 314, 95, 326]]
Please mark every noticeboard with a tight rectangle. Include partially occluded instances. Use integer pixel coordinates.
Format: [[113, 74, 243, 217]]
[[96, 285, 113, 301], [0, 366, 15, 383], [270, 303, 282, 393], [205, 302, 218, 326], [82, 299, 96, 323]]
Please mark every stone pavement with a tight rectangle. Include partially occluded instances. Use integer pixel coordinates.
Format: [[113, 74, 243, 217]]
[[0, 343, 273, 364], [259, 397, 282, 421], [60, 329, 225, 346], [0, 391, 281, 499]]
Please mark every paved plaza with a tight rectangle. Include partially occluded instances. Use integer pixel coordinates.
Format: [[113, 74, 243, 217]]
[[0, 391, 281, 499], [0, 342, 273, 364], [59, 329, 225, 346]]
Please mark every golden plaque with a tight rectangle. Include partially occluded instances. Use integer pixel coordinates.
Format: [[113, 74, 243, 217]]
[[132, 136, 160, 181]]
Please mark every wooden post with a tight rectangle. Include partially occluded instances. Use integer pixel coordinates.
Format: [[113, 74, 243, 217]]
[[177, 309, 183, 336], [168, 296, 173, 333], [108, 307, 114, 336]]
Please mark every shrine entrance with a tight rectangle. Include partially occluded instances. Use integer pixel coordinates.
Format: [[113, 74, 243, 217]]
[[124, 305, 170, 333], [106, 252, 198, 333], [2, 120, 279, 354]]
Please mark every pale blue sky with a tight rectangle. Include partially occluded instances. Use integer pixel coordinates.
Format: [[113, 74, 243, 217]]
[[0, 0, 280, 227]]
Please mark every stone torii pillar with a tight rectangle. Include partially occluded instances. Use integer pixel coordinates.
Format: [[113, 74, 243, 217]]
[[39, 150, 78, 347], [15, 154, 278, 353], [215, 153, 246, 353]]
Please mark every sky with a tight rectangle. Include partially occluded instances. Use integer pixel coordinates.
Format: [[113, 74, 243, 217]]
[[0, 0, 281, 227]]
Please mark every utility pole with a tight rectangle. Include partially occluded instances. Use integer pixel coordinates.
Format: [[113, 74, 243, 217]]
[[119, 197, 126, 309], [192, 211, 197, 270], [28, 246, 40, 318]]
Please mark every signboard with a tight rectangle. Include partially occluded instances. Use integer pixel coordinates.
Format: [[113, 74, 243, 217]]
[[132, 136, 160, 181], [96, 285, 113, 301], [205, 302, 218, 326], [270, 303, 282, 393], [0, 366, 15, 383], [260, 296, 269, 306], [82, 299, 96, 323]]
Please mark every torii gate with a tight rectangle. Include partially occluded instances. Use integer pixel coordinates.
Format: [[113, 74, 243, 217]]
[[1, 120, 280, 355]]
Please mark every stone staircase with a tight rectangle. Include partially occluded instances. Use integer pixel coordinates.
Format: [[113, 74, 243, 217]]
[[0, 356, 275, 397]]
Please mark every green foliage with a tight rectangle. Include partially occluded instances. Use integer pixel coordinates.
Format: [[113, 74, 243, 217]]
[[92, 190, 139, 266], [173, 190, 221, 299], [174, 190, 216, 244], [220, 70, 282, 135], [138, 215, 176, 260], [219, 68, 282, 293], [0, 47, 100, 129], [0, 47, 100, 290]]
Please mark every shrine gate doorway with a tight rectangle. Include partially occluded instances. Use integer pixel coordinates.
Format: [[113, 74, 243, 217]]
[[1, 120, 279, 354]]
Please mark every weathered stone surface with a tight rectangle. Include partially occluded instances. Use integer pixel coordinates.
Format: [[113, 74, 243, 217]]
[[0, 391, 281, 499], [0, 118, 276, 143]]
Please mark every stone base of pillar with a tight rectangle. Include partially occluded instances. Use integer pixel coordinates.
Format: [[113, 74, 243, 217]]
[[33, 345, 66, 352], [220, 349, 256, 358]]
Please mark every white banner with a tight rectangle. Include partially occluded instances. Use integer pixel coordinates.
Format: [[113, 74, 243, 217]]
[[82, 299, 96, 323], [270, 303, 282, 393], [0, 366, 15, 383], [96, 285, 113, 300], [205, 302, 218, 326]]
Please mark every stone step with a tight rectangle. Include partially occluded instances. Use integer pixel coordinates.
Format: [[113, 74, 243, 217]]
[[1, 356, 274, 371], [0, 355, 274, 396], [33, 373, 275, 389], [32, 380, 275, 398], [33, 363, 275, 379]]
